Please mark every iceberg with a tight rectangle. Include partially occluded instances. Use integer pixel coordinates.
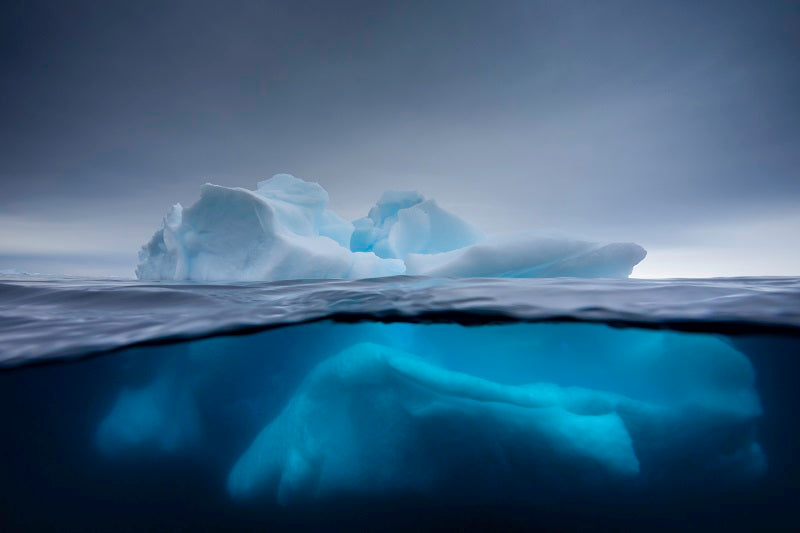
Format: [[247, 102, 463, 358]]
[[350, 190, 484, 258], [226, 343, 641, 504], [136, 174, 645, 281], [92, 322, 765, 504], [136, 175, 404, 281], [227, 338, 764, 503], [405, 235, 647, 278], [96, 358, 201, 456]]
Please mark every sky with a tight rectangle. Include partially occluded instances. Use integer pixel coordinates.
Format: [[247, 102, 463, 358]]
[[1, 0, 798, 278]]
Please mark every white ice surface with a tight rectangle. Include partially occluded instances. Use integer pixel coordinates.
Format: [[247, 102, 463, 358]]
[[137, 174, 645, 281]]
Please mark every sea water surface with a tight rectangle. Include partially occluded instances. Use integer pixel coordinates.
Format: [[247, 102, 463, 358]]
[[1, 275, 799, 530]]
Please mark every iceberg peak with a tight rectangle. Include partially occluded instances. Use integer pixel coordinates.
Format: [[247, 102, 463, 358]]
[[351, 190, 484, 259]]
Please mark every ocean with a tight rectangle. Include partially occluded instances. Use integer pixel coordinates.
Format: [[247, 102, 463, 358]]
[[1, 275, 799, 531]]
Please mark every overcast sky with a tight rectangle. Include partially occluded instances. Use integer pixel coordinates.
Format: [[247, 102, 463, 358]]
[[1, 0, 798, 278]]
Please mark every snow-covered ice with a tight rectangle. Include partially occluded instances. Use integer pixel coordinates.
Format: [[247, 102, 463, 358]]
[[136, 174, 645, 281]]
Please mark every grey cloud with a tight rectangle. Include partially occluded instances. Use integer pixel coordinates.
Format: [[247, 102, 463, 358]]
[[1, 0, 798, 276]]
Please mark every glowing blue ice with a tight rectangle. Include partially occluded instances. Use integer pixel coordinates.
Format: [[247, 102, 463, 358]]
[[96, 360, 201, 455], [94, 323, 765, 503], [226, 334, 764, 503], [226, 342, 641, 503]]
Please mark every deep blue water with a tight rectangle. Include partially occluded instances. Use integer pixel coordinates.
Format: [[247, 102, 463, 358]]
[[1, 276, 799, 531]]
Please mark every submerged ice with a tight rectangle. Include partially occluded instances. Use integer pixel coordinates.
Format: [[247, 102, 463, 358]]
[[136, 174, 646, 281], [96, 322, 765, 504], [227, 342, 641, 503]]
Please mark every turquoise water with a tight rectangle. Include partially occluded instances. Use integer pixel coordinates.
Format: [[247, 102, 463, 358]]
[[1, 277, 799, 530]]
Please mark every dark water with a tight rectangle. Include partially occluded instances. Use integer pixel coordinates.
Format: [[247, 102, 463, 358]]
[[1, 276, 799, 531]]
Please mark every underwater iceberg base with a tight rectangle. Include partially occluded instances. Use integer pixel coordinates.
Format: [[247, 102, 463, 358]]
[[91, 322, 765, 508], [227, 343, 641, 504]]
